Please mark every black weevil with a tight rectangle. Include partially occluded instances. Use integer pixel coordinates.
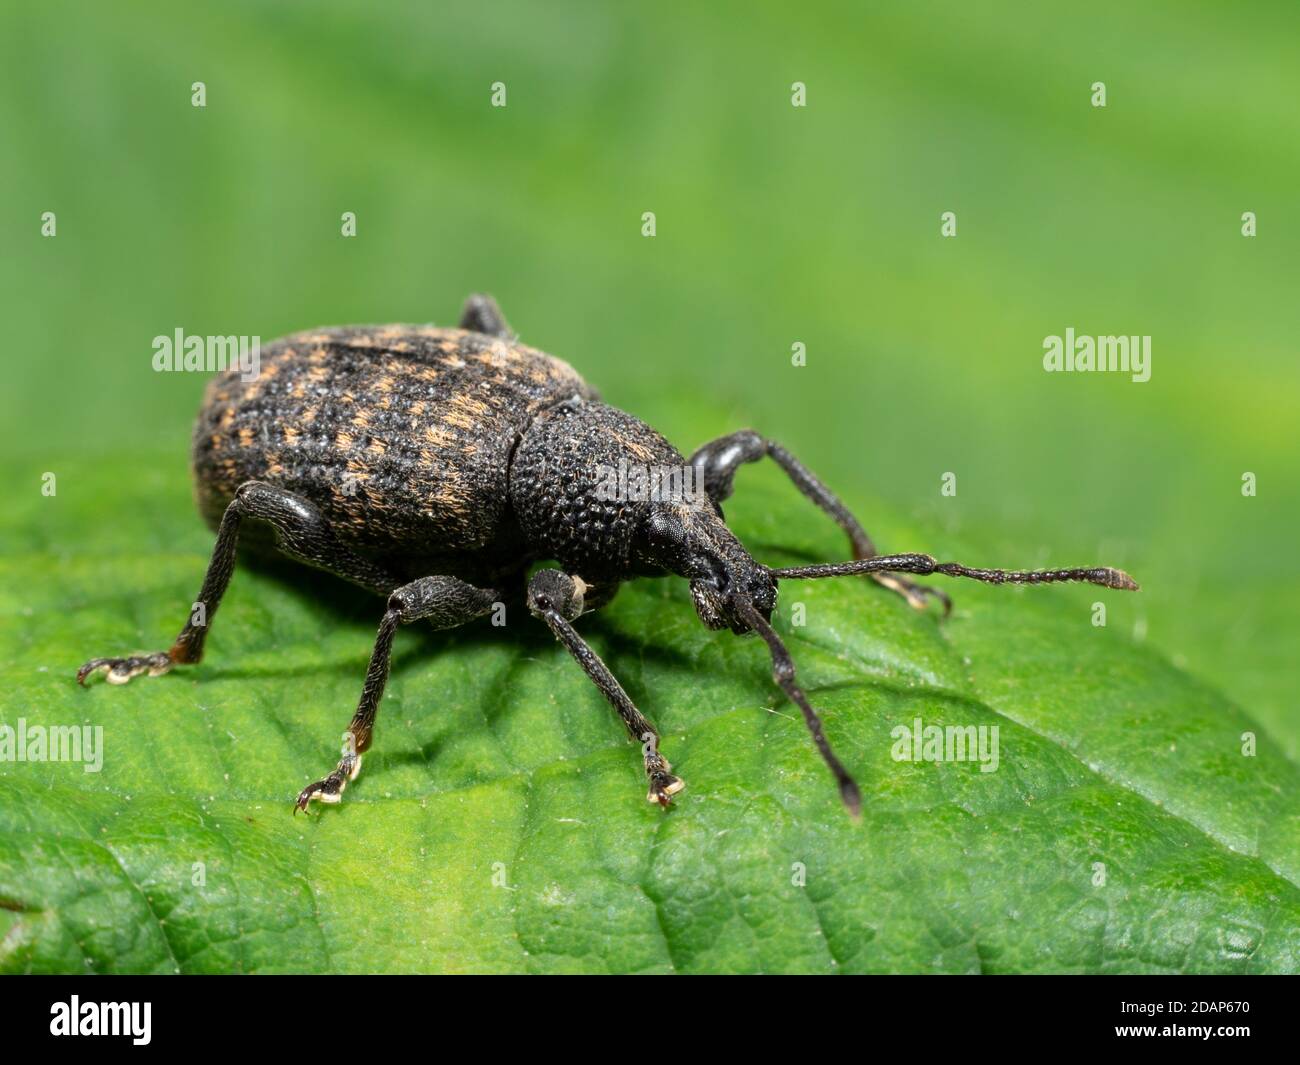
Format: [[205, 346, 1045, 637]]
[[77, 294, 1138, 815]]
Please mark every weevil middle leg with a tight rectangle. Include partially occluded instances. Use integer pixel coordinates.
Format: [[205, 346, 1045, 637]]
[[295, 573, 503, 810]]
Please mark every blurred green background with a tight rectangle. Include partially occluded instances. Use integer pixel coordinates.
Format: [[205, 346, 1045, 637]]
[[2, 0, 1297, 753]]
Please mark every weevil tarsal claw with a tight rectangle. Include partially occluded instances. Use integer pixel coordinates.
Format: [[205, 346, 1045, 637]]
[[293, 753, 361, 813], [76, 651, 175, 687], [647, 773, 686, 807]]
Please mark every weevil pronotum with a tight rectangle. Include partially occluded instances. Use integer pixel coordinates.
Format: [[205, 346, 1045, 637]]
[[78, 295, 1138, 815]]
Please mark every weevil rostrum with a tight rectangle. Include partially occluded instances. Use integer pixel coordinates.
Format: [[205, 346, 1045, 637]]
[[77, 295, 1139, 815]]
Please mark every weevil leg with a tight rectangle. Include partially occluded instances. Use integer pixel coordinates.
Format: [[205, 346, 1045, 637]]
[[77, 481, 401, 686], [458, 293, 513, 339], [295, 574, 501, 811], [526, 569, 684, 807], [689, 429, 950, 614]]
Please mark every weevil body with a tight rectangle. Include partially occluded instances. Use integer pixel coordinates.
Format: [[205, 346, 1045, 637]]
[[192, 315, 600, 587], [79, 295, 1138, 814]]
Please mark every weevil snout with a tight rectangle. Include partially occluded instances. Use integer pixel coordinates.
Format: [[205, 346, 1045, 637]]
[[687, 548, 777, 635], [690, 576, 776, 634], [642, 501, 776, 633]]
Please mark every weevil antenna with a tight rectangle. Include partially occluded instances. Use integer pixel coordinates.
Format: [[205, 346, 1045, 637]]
[[768, 554, 1138, 591], [730, 595, 862, 818]]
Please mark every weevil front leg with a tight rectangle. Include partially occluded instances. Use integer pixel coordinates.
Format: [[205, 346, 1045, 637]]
[[690, 429, 950, 614], [295, 574, 501, 811], [77, 481, 399, 686], [526, 569, 683, 807]]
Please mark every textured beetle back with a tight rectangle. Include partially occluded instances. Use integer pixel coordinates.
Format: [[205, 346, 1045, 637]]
[[192, 325, 597, 568]]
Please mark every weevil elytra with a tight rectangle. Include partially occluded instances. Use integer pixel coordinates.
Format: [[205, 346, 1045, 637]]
[[77, 294, 1138, 815]]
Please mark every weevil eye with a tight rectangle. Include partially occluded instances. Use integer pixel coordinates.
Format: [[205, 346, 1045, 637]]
[[642, 507, 689, 559]]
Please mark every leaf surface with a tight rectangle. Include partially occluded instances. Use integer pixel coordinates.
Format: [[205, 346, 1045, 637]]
[[0, 459, 1296, 973]]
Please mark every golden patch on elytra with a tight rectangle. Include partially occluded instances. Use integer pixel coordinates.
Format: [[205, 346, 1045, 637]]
[[451, 390, 488, 412], [424, 424, 455, 448], [429, 471, 470, 515]]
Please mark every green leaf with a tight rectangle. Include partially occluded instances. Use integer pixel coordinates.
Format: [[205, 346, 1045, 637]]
[[1, 455, 1297, 974]]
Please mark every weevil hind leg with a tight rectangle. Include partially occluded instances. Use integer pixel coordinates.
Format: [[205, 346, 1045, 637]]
[[77, 481, 402, 687], [458, 293, 513, 339], [689, 429, 950, 615], [295, 574, 501, 812], [525, 568, 684, 808]]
